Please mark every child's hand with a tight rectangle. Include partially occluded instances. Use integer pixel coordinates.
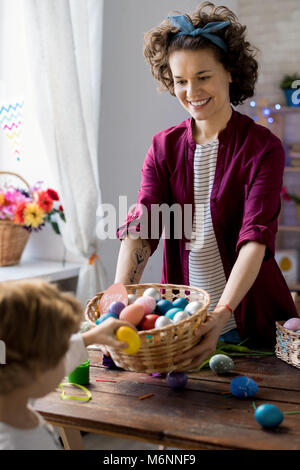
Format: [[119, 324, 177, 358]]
[[82, 317, 137, 351]]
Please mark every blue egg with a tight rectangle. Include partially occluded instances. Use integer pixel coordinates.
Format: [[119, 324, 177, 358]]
[[254, 404, 283, 429], [172, 297, 189, 310], [165, 308, 183, 320], [96, 312, 118, 325], [230, 376, 258, 398], [155, 299, 173, 315]]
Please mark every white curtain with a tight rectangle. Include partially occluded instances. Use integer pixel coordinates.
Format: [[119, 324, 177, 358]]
[[22, 0, 106, 305]]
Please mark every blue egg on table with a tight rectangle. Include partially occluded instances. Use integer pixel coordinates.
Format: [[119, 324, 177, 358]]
[[165, 308, 183, 320], [230, 376, 258, 398], [108, 301, 125, 317], [172, 297, 189, 310], [95, 312, 118, 325], [209, 354, 234, 374], [166, 371, 188, 389], [155, 299, 173, 315], [254, 404, 284, 429]]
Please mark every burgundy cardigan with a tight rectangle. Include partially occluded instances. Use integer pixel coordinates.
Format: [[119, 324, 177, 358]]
[[117, 107, 298, 347]]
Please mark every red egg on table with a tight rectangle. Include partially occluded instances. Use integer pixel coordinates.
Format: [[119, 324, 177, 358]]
[[141, 314, 160, 330], [119, 304, 145, 326], [135, 296, 156, 315]]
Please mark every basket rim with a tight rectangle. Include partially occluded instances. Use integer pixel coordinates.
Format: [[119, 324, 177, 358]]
[[276, 320, 300, 337], [86, 282, 210, 336], [0, 171, 30, 189]]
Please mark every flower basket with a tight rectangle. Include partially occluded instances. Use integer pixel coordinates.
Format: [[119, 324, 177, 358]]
[[85, 283, 210, 373], [0, 219, 30, 266], [0, 171, 65, 266]]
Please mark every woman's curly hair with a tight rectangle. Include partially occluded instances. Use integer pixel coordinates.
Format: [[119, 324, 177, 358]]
[[143, 2, 259, 106]]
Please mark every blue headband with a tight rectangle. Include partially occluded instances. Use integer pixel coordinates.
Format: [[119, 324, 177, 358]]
[[168, 15, 230, 52]]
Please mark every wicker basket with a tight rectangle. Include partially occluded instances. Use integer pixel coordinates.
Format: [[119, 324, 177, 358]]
[[0, 172, 30, 266], [275, 321, 300, 369], [86, 283, 210, 373]]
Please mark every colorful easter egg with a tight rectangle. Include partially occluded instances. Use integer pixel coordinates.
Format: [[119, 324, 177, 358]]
[[230, 376, 258, 398], [173, 311, 190, 324], [95, 312, 118, 325], [155, 299, 173, 315], [209, 354, 234, 374], [135, 296, 156, 315], [165, 308, 183, 320], [141, 314, 160, 330], [166, 371, 188, 389], [155, 316, 173, 328], [128, 294, 138, 305], [108, 301, 125, 317], [254, 404, 284, 429], [116, 326, 141, 355], [184, 301, 204, 316], [143, 287, 161, 301], [172, 297, 189, 310], [119, 304, 145, 326], [283, 317, 300, 331]]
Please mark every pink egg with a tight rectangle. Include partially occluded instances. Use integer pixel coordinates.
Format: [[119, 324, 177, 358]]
[[135, 296, 156, 315], [119, 304, 145, 326], [283, 317, 300, 331]]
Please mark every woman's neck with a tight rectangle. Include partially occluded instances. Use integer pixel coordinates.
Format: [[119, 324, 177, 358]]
[[193, 103, 232, 144], [0, 391, 39, 429]]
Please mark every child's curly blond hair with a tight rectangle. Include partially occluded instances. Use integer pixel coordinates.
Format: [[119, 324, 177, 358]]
[[143, 1, 259, 106], [0, 279, 83, 394]]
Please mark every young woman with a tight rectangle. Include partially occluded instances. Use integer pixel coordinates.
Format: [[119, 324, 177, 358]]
[[115, 2, 297, 370]]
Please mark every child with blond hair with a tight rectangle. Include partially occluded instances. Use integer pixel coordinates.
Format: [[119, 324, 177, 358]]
[[0, 279, 131, 450]]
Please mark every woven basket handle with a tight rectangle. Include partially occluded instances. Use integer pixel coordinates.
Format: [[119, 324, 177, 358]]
[[0, 171, 30, 189]]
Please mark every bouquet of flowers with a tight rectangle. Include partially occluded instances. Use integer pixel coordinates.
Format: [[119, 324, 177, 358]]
[[0, 181, 66, 234]]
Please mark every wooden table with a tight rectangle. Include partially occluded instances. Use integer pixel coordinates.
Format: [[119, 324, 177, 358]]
[[33, 348, 300, 450]]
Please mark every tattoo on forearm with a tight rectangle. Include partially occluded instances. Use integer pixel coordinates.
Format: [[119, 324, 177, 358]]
[[129, 239, 151, 283]]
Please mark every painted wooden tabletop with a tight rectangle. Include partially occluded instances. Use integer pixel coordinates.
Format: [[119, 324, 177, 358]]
[[33, 349, 300, 450]]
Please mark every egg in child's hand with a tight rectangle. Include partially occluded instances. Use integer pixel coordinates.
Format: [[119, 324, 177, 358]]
[[283, 317, 300, 331], [96, 312, 118, 325], [116, 326, 141, 355], [230, 376, 258, 398], [119, 304, 145, 326], [143, 287, 161, 301], [135, 296, 156, 315], [155, 316, 172, 328], [184, 301, 204, 315], [141, 314, 160, 330]]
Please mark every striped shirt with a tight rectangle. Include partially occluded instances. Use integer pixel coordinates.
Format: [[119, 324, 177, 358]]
[[188, 140, 237, 335]]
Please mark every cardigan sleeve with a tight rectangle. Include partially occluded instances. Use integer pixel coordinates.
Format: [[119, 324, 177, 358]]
[[116, 143, 168, 256], [235, 134, 285, 261]]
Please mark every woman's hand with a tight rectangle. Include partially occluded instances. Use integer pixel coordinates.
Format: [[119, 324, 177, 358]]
[[81, 317, 137, 351], [173, 307, 232, 370]]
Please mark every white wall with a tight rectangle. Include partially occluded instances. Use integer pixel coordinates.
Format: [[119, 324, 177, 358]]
[[97, 0, 239, 287]]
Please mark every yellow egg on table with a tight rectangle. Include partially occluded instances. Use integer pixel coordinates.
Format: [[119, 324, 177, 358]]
[[116, 326, 141, 355]]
